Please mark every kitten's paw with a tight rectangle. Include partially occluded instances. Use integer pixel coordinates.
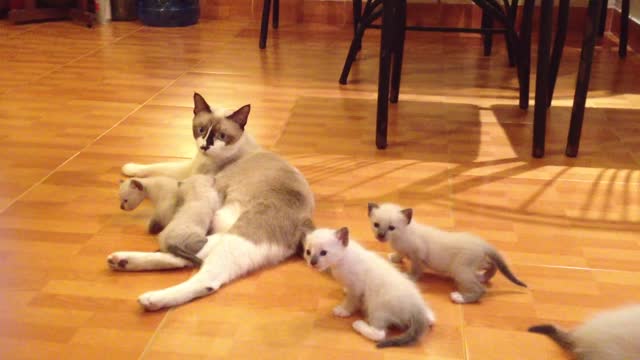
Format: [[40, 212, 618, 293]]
[[138, 290, 168, 311], [333, 305, 352, 318], [426, 308, 437, 325], [388, 253, 403, 263], [450, 292, 466, 304], [107, 253, 130, 270], [122, 163, 144, 177]]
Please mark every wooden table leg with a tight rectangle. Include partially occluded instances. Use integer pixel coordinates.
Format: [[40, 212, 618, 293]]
[[532, 0, 553, 158], [375, 0, 395, 149], [566, 0, 603, 156]]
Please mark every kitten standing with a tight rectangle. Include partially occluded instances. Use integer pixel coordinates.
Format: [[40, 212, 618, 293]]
[[368, 203, 526, 304], [157, 174, 221, 266], [529, 304, 640, 360], [119, 177, 180, 234], [304, 227, 435, 348]]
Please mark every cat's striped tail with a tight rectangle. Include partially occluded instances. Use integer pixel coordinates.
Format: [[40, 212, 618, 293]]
[[376, 309, 428, 348]]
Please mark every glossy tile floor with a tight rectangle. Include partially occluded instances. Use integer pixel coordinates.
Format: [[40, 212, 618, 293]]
[[0, 18, 639, 359]]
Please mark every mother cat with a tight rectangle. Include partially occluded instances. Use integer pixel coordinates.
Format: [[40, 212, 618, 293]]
[[108, 93, 315, 311]]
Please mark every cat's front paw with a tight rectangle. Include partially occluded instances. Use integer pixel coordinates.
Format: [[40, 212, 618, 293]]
[[138, 290, 169, 311], [450, 291, 466, 304], [333, 305, 352, 318], [107, 253, 130, 270], [122, 163, 145, 177]]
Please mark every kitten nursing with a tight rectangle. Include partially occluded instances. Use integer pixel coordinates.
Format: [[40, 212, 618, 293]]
[[529, 304, 640, 360], [304, 227, 435, 348], [119, 176, 180, 235], [368, 202, 526, 304]]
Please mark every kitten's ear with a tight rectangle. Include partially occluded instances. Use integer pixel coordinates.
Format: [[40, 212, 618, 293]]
[[367, 203, 379, 216], [193, 92, 212, 115], [335, 227, 349, 247], [130, 179, 143, 191], [227, 104, 250, 130], [401, 208, 413, 224]]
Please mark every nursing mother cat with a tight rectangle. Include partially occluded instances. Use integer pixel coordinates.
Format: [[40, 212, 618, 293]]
[[109, 93, 315, 310]]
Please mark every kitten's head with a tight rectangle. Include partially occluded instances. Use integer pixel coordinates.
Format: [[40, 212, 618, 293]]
[[367, 202, 413, 242], [192, 92, 250, 158], [177, 174, 216, 201], [303, 227, 350, 272], [118, 179, 145, 211]]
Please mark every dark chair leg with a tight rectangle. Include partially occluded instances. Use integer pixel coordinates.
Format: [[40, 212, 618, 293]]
[[481, 9, 494, 56], [598, 0, 607, 36], [340, 5, 383, 84], [259, 0, 272, 49], [376, 0, 395, 149], [272, 0, 279, 29], [504, 0, 518, 67], [518, 0, 535, 110], [390, 0, 406, 103], [620, 0, 629, 57], [548, 0, 569, 107], [532, 0, 553, 158], [353, 0, 362, 36], [566, 0, 603, 157]]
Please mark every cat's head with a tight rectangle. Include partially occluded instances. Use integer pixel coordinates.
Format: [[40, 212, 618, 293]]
[[367, 202, 413, 242], [191, 92, 250, 158], [303, 227, 350, 271], [118, 179, 146, 211]]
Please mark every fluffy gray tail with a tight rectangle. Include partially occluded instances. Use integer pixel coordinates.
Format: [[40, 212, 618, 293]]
[[486, 247, 527, 287], [167, 244, 203, 266], [376, 311, 427, 348], [528, 324, 574, 351]]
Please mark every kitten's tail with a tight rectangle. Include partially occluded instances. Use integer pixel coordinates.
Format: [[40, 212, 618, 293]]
[[486, 247, 527, 287], [167, 244, 203, 266], [376, 309, 427, 348], [528, 324, 575, 351]]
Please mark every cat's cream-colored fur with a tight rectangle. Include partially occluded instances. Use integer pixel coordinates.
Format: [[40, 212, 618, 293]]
[[368, 202, 526, 304], [529, 304, 640, 360], [304, 227, 435, 348], [118, 176, 180, 235], [109, 93, 315, 311]]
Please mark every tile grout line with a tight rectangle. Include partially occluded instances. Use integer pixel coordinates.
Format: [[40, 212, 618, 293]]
[[0, 68, 189, 215], [137, 308, 172, 360], [0, 25, 144, 97]]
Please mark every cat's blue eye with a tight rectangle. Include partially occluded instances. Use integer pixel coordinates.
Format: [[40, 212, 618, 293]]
[[219, 132, 226, 140], [374, 222, 379, 228], [320, 250, 327, 256], [199, 127, 205, 133], [389, 226, 395, 231]]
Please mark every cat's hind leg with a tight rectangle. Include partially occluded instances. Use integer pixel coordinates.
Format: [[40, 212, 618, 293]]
[[450, 269, 486, 304], [107, 251, 193, 271], [477, 262, 497, 284], [137, 233, 293, 311]]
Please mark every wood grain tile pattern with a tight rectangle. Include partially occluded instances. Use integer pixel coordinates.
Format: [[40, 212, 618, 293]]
[[0, 18, 638, 360]]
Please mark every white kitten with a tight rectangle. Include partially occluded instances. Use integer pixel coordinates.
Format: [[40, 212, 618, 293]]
[[118, 177, 180, 234], [304, 227, 435, 348], [529, 304, 640, 360], [368, 203, 527, 304], [158, 174, 221, 266]]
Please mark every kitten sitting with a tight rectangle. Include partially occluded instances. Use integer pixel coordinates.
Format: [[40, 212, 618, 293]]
[[529, 304, 640, 360], [368, 202, 527, 304], [119, 177, 181, 235], [304, 227, 435, 348], [158, 174, 221, 266]]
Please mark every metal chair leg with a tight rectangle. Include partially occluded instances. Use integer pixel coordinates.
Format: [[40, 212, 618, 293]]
[[339, 4, 383, 84], [620, 0, 629, 57], [548, 0, 569, 107], [481, 9, 494, 56], [390, 0, 406, 103], [376, 0, 395, 149], [272, 0, 279, 29], [598, 0, 607, 36], [566, 0, 603, 157], [259, 0, 272, 49], [532, 0, 553, 158], [518, 0, 535, 110]]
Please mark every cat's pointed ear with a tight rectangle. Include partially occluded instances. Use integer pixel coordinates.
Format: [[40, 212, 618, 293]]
[[401, 208, 413, 224], [335, 227, 349, 247], [130, 179, 143, 191], [367, 203, 379, 216], [227, 104, 250, 130], [193, 92, 212, 115]]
